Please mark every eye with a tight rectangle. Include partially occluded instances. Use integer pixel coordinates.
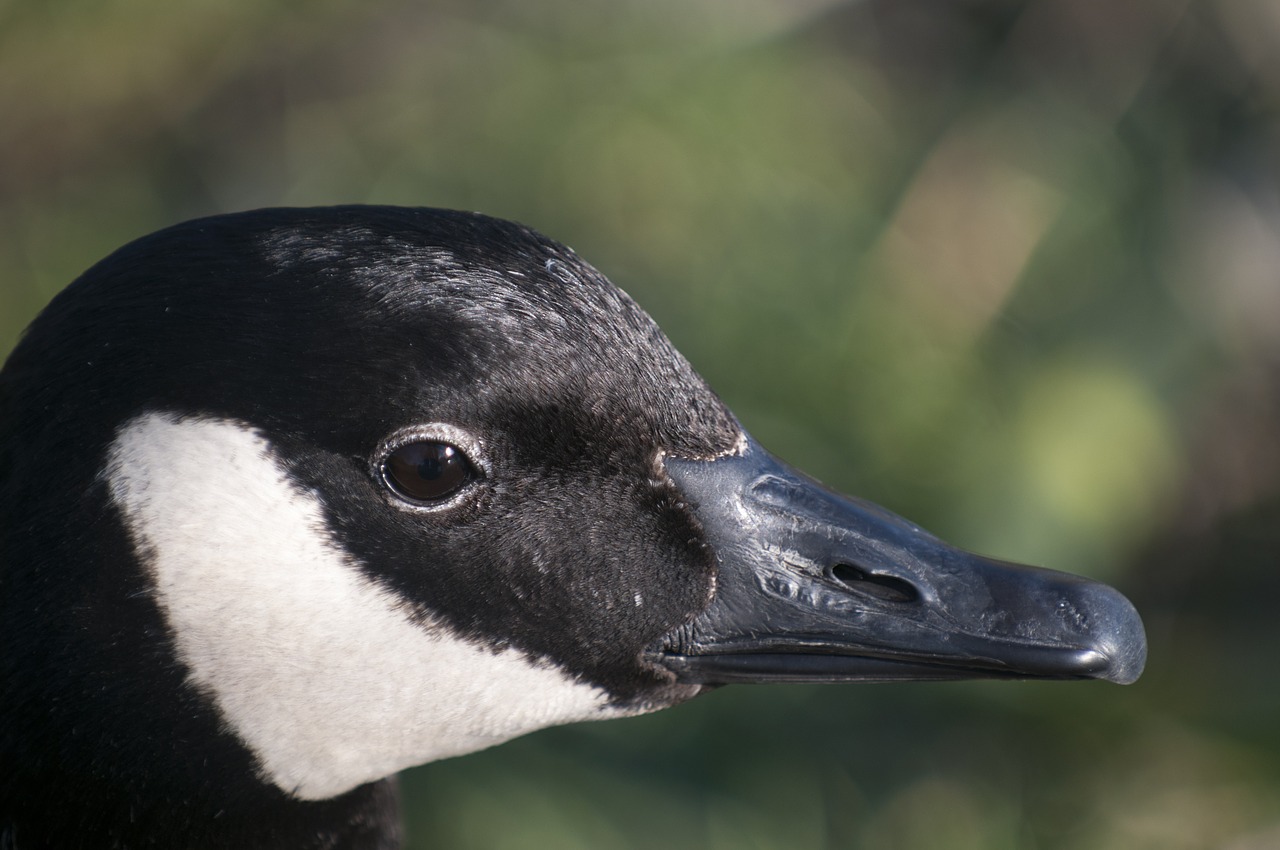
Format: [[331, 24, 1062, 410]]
[[381, 441, 477, 504]]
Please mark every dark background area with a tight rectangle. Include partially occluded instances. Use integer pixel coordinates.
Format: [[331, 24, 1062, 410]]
[[3, 1, 1278, 847]]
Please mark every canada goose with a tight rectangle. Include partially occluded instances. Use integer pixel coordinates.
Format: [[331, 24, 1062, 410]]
[[0, 206, 1146, 849]]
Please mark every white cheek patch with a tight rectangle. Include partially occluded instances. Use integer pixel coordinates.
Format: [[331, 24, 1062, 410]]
[[104, 412, 625, 801]]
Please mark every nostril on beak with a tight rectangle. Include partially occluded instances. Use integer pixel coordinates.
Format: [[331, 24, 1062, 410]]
[[829, 563, 920, 604]]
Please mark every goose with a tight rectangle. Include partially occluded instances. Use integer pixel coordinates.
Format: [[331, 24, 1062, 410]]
[[0, 206, 1146, 849]]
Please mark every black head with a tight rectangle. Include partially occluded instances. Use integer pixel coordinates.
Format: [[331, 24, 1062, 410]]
[[1, 205, 740, 699], [0, 206, 1145, 848], [0, 207, 748, 845]]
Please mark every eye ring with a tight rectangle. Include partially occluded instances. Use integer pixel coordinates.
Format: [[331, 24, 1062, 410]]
[[373, 424, 489, 512], [382, 441, 474, 503]]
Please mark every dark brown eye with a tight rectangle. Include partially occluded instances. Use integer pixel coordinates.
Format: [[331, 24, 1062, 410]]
[[382, 441, 476, 504]]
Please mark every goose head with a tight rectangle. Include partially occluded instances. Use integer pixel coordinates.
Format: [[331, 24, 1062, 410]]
[[0, 206, 1146, 846]]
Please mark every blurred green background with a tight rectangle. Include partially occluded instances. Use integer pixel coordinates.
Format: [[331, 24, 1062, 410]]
[[3, 1, 1278, 847]]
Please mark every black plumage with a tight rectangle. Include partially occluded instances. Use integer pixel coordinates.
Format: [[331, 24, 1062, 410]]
[[0, 207, 1145, 849]]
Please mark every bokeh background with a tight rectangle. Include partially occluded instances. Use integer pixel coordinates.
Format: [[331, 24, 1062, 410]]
[[3, 1, 1278, 847]]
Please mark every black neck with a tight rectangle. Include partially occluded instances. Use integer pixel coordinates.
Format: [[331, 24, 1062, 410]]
[[0, 770, 401, 850]]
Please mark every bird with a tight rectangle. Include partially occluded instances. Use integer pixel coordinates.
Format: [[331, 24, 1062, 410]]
[[0, 206, 1147, 849]]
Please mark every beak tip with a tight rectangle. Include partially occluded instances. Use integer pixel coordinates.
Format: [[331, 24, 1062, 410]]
[[1097, 645, 1146, 686], [1082, 584, 1148, 685]]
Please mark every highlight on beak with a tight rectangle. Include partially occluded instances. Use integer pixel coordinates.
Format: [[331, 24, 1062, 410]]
[[649, 438, 1147, 687]]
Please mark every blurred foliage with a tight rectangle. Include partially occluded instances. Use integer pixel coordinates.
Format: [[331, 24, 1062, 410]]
[[3, 0, 1279, 847]]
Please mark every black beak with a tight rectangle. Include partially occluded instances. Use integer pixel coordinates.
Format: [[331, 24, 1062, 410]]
[[651, 438, 1147, 686]]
